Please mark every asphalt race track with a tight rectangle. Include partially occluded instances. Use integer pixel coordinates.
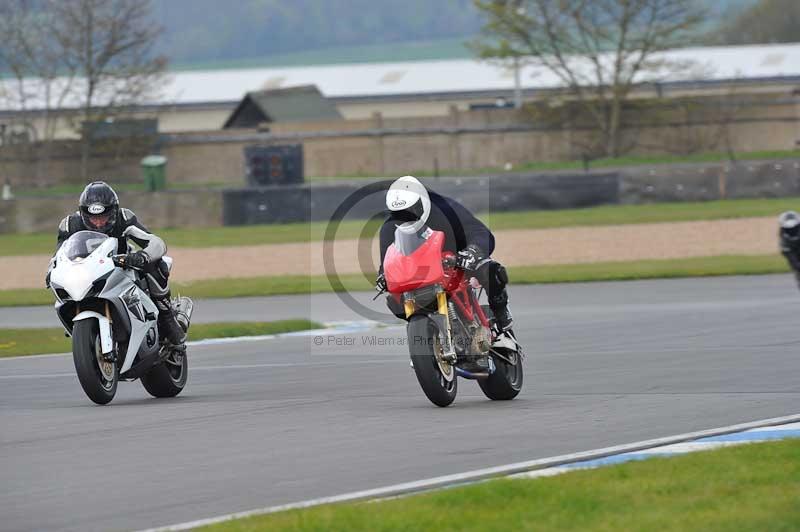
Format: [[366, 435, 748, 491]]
[[1, 275, 799, 532]]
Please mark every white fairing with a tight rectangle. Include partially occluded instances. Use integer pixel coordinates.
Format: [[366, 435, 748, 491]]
[[50, 231, 161, 375], [74, 311, 113, 354], [51, 237, 116, 301]]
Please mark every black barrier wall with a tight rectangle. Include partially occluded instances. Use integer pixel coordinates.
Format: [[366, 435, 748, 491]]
[[619, 160, 800, 203], [222, 173, 620, 225], [5, 160, 798, 233]]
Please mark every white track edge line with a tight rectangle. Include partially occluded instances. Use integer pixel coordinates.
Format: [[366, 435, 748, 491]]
[[138, 412, 800, 532], [0, 320, 391, 361]]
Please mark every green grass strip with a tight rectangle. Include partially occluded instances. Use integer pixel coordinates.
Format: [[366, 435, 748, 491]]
[[305, 149, 800, 180], [201, 439, 800, 532], [2, 197, 798, 257], [0, 319, 321, 358], [0, 254, 788, 308], [508, 254, 788, 283], [427, 148, 800, 177]]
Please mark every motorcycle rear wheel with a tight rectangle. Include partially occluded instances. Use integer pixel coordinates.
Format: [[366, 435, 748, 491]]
[[408, 314, 457, 407], [479, 306, 523, 401], [72, 320, 117, 405], [141, 348, 187, 398]]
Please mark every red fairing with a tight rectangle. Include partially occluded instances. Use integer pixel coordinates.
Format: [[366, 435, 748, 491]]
[[384, 231, 446, 293], [441, 251, 463, 292]]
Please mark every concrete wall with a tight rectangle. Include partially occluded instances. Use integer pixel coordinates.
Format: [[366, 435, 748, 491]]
[[0, 189, 223, 234], [155, 99, 798, 185], [1, 97, 797, 188]]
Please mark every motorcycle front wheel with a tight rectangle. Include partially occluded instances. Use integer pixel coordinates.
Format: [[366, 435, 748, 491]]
[[72, 320, 118, 405], [408, 314, 457, 407]]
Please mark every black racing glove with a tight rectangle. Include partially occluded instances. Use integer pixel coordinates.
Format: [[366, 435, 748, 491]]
[[45, 271, 51, 289], [456, 244, 485, 271], [375, 272, 387, 293], [124, 251, 150, 269]]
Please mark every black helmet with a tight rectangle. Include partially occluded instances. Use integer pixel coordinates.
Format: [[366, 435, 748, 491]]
[[79, 181, 119, 234], [779, 211, 800, 241]]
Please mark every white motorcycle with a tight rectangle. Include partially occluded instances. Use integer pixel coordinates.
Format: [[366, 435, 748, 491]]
[[49, 230, 193, 405]]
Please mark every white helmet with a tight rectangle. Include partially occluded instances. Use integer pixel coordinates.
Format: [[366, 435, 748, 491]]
[[386, 175, 431, 234]]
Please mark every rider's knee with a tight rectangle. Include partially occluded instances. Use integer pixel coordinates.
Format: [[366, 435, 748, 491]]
[[493, 262, 508, 287], [157, 259, 170, 281], [473, 259, 509, 301], [486, 261, 508, 292]]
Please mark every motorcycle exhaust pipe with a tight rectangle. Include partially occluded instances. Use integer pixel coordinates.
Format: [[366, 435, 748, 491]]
[[455, 367, 490, 380], [175, 296, 194, 333]]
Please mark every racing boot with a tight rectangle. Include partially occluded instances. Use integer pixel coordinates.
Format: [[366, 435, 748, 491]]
[[489, 289, 513, 333], [489, 288, 521, 353], [154, 292, 187, 349]]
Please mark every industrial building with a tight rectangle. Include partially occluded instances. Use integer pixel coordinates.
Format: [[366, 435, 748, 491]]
[[1, 43, 799, 140]]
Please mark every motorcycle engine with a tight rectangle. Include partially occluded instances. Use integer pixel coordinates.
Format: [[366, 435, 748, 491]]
[[448, 301, 492, 357], [470, 324, 492, 356]]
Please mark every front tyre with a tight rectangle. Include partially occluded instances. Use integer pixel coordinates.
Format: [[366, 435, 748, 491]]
[[408, 314, 457, 407], [72, 320, 117, 405], [141, 348, 187, 398]]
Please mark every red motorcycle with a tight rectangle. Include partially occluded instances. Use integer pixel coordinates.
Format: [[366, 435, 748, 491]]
[[382, 226, 524, 407]]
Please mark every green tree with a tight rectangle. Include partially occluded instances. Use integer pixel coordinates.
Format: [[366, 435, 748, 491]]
[[711, 0, 800, 45]]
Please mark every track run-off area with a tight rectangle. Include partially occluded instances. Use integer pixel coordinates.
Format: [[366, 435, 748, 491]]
[[1, 275, 799, 532]]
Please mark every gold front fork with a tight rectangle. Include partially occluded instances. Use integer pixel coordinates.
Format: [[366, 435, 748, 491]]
[[437, 291, 448, 316], [437, 289, 456, 361], [404, 298, 415, 318]]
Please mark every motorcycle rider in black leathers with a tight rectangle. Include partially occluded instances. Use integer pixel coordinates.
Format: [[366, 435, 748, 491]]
[[46, 181, 187, 349], [376, 175, 514, 336], [779, 210, 800, 287]]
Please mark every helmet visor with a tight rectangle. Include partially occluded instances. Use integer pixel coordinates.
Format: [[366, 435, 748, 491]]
[[390, 199, 424, 224], [80, 205, 117, 233], [784, 224, 800, 239], [87, 213, 112, 230]]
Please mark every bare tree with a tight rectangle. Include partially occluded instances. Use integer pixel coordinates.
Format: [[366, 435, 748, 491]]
[[0, 0, 77, 185], [49, 0, 167, 178], [473, 0, 706, 158]]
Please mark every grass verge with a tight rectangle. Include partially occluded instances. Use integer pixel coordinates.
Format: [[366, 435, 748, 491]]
[[306, 149, 800, 180], [0, 319, 321, 357], [201, 439, 800, 531], [1, 254, 787, 308], [2, 196, 798, 256]]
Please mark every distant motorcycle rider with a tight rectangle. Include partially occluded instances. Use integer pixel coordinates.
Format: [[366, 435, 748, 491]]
[[377, 175, 514, 335], [46, 181, 187, 348], [779, 210, 800, 287]]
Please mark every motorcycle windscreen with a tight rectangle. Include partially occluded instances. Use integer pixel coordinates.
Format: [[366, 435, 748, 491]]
[[61, 231, 110, 261], [384, 228, 446, 293]]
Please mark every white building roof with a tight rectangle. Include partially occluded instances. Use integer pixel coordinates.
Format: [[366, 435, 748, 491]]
[[3, 43, 800, 112]]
